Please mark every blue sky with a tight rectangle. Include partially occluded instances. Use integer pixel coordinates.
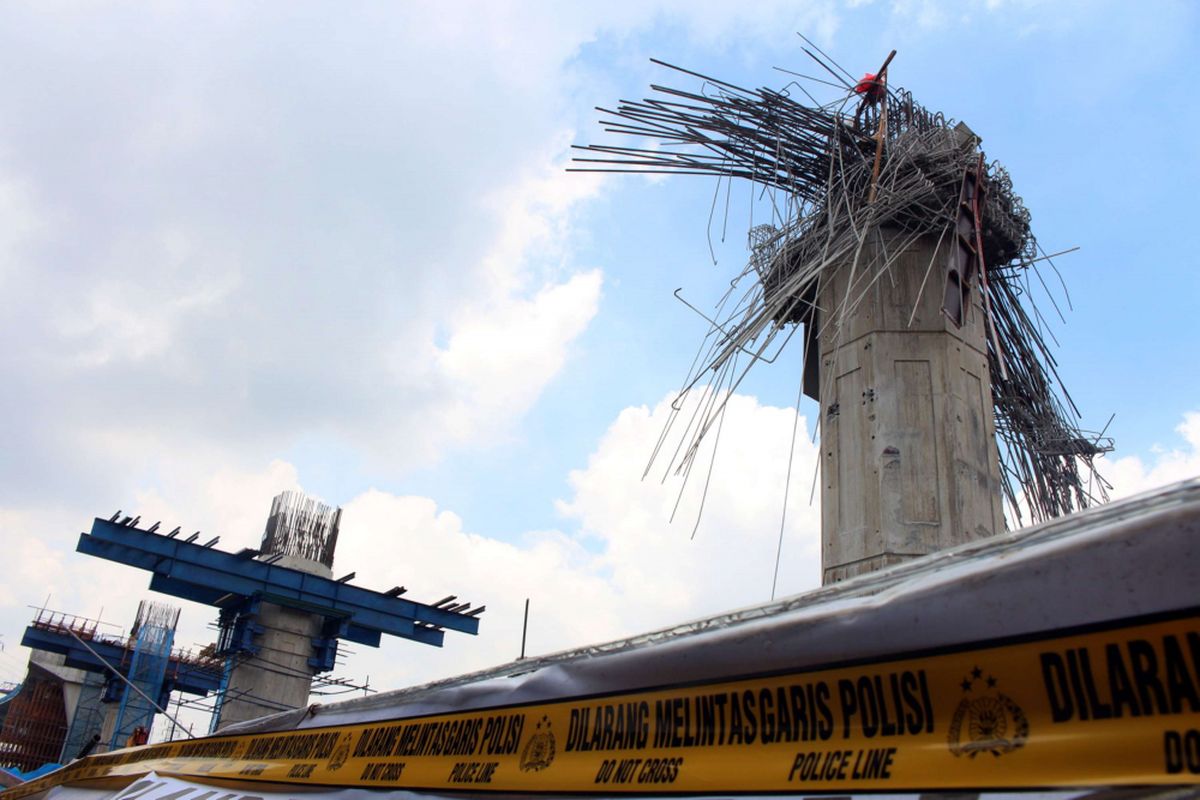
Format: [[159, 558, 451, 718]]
[[0, 1, 1197, 731]]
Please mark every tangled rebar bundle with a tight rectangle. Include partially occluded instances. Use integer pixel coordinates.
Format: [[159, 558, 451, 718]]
[[573, 52, 1110, 526]]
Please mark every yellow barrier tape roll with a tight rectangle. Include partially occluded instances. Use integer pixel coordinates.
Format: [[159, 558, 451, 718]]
[[5, 611, 1199, 796]]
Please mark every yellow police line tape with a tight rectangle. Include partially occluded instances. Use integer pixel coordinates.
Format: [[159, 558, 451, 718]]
[[5, 610, 1200, 797]]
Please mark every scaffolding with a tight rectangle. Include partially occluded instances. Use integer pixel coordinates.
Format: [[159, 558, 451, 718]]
[[0, 665, 67, 773], [108, 602, 179, 750], [59, 672, 105, 762]]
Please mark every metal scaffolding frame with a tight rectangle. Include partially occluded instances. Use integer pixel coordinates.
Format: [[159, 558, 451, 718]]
[[108, 602, 179, 750]]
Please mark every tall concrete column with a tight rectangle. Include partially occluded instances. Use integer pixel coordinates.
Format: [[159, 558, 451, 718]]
[[98, 704, 118, 752], [817, 228, 1003, 584], [214, 491, 342, 729], [216, 555, 331, 729]]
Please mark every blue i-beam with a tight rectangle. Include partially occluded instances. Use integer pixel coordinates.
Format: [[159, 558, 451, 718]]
[[77, 517, 480, 655], [20, 624, 222, 698]]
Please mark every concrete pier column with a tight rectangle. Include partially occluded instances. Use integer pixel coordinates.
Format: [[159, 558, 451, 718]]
[[817, 228, 1003, 584], [215, 555, 331, 729], [97, 703, 118, 751]]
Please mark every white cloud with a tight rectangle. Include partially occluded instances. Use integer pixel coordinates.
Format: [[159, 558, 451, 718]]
[[334, 490, 624, 689], [428, 152, 606, 448], [0, 4, 622, 505], [0, 176, 43, 290], [888, 0, 949, 29], [434, 270, 603, 446], [56, 268, 241, 368], [1103, 412, 1200, 500], [334, 389, 821, 689], [563, 390, 824, 598], [132, 459, 303, 549]]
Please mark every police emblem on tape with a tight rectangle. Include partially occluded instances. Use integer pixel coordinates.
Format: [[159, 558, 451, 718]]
[[519, 715, 556, 772], [947, 666, 1029, 758], [327, 732, 354, 771]]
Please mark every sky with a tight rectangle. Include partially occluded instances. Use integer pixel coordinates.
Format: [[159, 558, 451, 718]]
[[1, 0, 1198, 738]]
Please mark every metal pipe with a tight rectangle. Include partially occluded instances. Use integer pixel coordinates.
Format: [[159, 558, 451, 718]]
[[519, 599, 530, 660]]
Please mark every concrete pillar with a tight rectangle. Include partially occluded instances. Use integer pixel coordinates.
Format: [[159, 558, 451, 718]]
[[216, 555, 330, 729], [98, 703, 119, 752], [817, 228, 1003, 584]]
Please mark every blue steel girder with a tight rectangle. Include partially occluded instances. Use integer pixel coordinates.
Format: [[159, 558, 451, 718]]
[[77, 518, 478, 649], [215, 597, 264, 657], [19, 625, 222, 696], [309, 615, 348, 672]]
